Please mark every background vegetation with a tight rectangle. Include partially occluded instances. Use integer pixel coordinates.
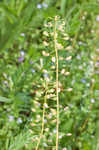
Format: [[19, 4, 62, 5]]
[[0, 0, 99, 150]]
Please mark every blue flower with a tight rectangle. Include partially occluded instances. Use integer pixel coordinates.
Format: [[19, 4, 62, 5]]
[[42, 3, 48, 8], [8, 115, 14, 122], [20, 50, 25, 56], [37, 4, 42, 9], [18, 57, 24, 62], [96, 16, 99, 21], [81, 79, 86, 83], [32, 69, 35, 73], [20, 33, 25, 37], [76, 55, 81, 60], [43, 73, 49, 78], [29, 61, 33, 64], [17, 118, 22, 124]]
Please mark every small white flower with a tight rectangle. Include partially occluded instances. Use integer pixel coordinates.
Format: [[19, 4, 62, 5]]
[[56, 43, 63, 50], [62, 148, 67, 150], [58, 25, 63, 31], [43, 31, 49, 36], [64, 72, 70, 76], [96, 16, 99, 21], [17, 118, 22, 124], [43, 143, 48, 147], [42, 3, 48, 8], [64, 107, 69, 111], [37, 103, 41, 107], [3, 80, 8, 85], [91, 79, 95, 83], [20, 50, 25, 56], [44, 119, 47, 123], [44, 103, 48, 108], [31, 108, 36, 112], [59, 135, 62, 139], [91, 98, 95, 103], [66, 133, 72, 136], [96, 49, 99, 52], [48, 113, 52, 119], [78, 41, 83, 45], [8, 115, 14, 122], [43, 41, 49, 46], [91, 30, 94, 33], [65, 56, 72, 61], [52, 57, 56, 62], [63, 37, 69, 40], [51, 65, 55, 69], [37, 4, 42, 9], [42, 51, 49, 56], [61, 69, 65, 74], [58, 88, 61, 92], [59, 56, 64, 60], [79, 66, 83, 70], [53, 129, 56, 133], [20, 33, 25, 36], [67, 88, 72, 91], [49, 89, 55, 93], [43, 69, 48, 73], [48, 22, 53, 27], [37, 115, 40, 119], [82, 16, 85, 20], [43, 73, 49, 78], [86, 83, 90, 87], [45, 128, 49, 132], [65, 46, 72, 51]]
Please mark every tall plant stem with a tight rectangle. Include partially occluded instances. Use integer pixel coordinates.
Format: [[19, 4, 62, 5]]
[[35, 81, 47, 150], [54, 16, 59, 150]]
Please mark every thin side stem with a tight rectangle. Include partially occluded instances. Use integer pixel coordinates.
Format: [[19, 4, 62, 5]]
[[35, 82, 47, 150], [54, 16, 59, 150]]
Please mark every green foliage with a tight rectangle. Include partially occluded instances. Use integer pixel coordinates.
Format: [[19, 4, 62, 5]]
[[0, 0, 99, 150], [0, 96, 11, 103]]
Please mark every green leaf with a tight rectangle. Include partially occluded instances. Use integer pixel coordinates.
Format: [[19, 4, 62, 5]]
[[61, 0, 68, 16], [0, 96, 11, 103], [0, 1, 37, 50]]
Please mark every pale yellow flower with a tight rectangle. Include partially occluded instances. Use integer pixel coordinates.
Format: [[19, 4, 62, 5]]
[[42, 51, 49, 56], [61, 69, 65, 74], [56, 43, 63, 50], [67, 88, 73, 91], [43, 31, 49, 36], [59, 56, 64, 60], [48, 22, 53, 27], [44, 103, 48, 108], [64, 72, 70, 76], [65, 46, 72, 50], [66, 133, 72, 136], [63, 37, 69, 40], [52, 57, 56, 62], [65, 56, 72, 61], [43, 41, 49, 46], [58, 25, 64, 31], [51, 65, 55, 69]]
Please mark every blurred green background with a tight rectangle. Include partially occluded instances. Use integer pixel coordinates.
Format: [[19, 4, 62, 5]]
[[0, 0, 99, 150]]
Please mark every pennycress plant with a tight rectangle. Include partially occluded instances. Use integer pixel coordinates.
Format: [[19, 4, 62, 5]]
[[29, 16, 72, 150]]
